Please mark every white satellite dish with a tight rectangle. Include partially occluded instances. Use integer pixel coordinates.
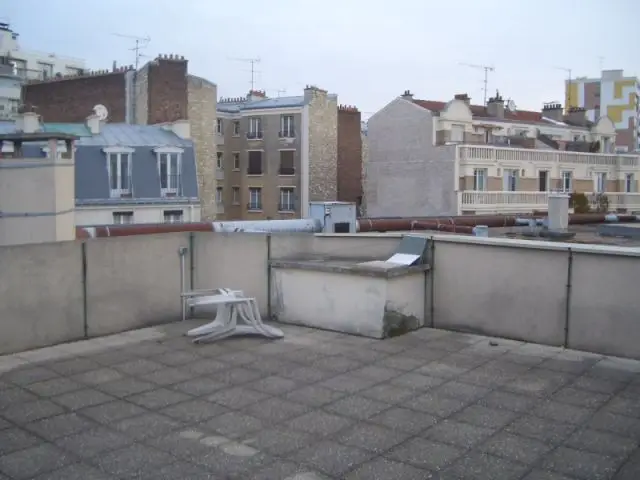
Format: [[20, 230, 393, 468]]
[[93, 104, 109, 121], [506, 99, 517, 112]]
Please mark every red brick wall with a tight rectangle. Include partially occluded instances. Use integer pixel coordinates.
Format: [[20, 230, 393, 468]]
[[337, 106, 363, 205], [147, 57, 189, 123], [24, 72, 127, 123]]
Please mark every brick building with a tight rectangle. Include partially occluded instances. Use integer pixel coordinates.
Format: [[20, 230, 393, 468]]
[[22, 55, 217, 220], [337, 105, 363, 210]]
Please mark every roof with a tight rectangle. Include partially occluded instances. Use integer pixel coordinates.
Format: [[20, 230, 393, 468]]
[[0, 122, 194, 147], [218, 95, 306, 114], [413, 99, 578, 128]]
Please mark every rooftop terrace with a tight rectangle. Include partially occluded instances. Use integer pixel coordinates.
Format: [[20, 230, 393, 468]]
[[2, 321, 640, 479], [1, 231, 639, 478]]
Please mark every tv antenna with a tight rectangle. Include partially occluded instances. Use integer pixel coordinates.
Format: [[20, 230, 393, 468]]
[[228, 57, 261, 91], [554, 66, 573, 111], [459, 62, 495, 105], [112, 33, 151, 69]]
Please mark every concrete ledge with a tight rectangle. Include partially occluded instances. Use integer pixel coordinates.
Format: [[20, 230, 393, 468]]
[[270, 256, 429, 278]]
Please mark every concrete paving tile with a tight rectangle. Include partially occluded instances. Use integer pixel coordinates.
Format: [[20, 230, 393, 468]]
[[0, 386, 38, 408], [179, 358, 229, 375], [422, 419, 497, 448], [401, 391, 470, 418], [569, 375, 626, 395], [243, 427, 316, 455], [350, 365, 400, 382], [319, 373, 377, 393], [25, 412, 95, 441], [207, 385, 271, 409], [244, 397, 310, 423], [478, 390, 540, 413], [586, 410, 640, 440], [541, 446, 625, 480], [280, 366, 337, 384], [151, 350, 202, 367], [113, 358, 165, 376], [358, 383, 419, 404], [530, 400, 595, 425], [0, 428, 42, 455], [385, 436, 464, 471], [212, 367, 265, 386], [434, 380, 491, 401], [285, 410, 354, 437], [344, 456, 434, 480], [0, 443, 75, 480], [539, 357, 599, 374], [96, 377, 157, 397], [2, 398, 65, 423], [0, 418, 8, 431], [111, 412, 182, 440], [521, 470, 577, 480], [550, 386, 612, 408], [415, 360, 469, 379], [216, 350, 260, 366], [247, 375, 300, 395], [335, 423, 410, 453], [78, 399, 147, 424], [1, 365, 59, 386], [477, 432, 553, 465], [369, 406, 439, 434], [32, 462, 116, 480], [171, 377, 227, 396], [84, 349, 138, 366], [52, 388, 114, 410], [203, 411, 267, 439], [372, 353, 427, 371], [247, 460, 329, 480], [615, 450, 640, 480], [602, 395, 640, 418], [142, 367, 195, 386], [323, 395, 391, 421], [54, 426, 134, 458], [506, 415, 579, 445], [47, 358, 102, 376], [310, 355, 363, 373], [24, 377, 84, 396], [90, 443, 174, 478], [500, 369, 572, 396], [388, 372, 445, 391], [284, 384, 347, 407], [565, 428, 639, 458], [187, 447, 273, 478], [160, 398, 229, 423], [71, 368, 124, 386], [338, 347, 389, 363], [294, 440, 374, 477], [442, 452, 529, 480], [452, 404, 520, 429], [138, 461, 219, 480], [127, 388, 192, 410]]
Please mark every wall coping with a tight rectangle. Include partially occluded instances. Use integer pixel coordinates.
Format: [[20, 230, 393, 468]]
[[429, 234, 640, 258], [270, 257, 430, 278]]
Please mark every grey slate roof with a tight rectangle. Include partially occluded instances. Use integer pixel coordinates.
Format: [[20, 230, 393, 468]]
[[218, 95, 306, 113], [0, 121, 200, 206]]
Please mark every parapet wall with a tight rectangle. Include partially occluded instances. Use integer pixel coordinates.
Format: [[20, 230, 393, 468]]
[[0, 233, 638, 359]]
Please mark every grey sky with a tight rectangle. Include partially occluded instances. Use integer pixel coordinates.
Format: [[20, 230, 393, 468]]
[[4, 0, 639, 116]]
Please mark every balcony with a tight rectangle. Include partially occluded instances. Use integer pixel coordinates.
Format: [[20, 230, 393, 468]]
[[459, 190, 640, 214], [0, 231, 640, 478], [246, 131, 263, 141]]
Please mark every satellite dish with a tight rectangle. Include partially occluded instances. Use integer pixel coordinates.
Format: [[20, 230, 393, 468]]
[[506, 99, 517, 112], [93, 104, 109, 121]]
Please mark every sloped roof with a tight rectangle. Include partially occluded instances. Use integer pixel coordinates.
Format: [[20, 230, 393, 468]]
[[413, 99, 550, 126], [218, 95, 306, 113]]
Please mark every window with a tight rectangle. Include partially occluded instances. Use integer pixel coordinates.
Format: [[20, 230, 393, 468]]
[[594, 172, 607, 193], [626, 173, 635, 193], [279, 188, 295, 211], [107, 152, 132, 197], [248, 187, 262, 210], [232, 186, 240, 204], [561, 171, 573, 193], [216, 187, 223, 204], [233, 121, 240, 136], [233, 152, 240, 170], [216, 118, 223, 135], [279, 150, 295, 175], [163, 210, 183, 223], [37, 62, 53, 80], [158, 152, 182, 196], [112, 211, 133, 224], [11, 59, 26, 78], [247, 117, 263, 139], [503, 169, 518, 192], [280, 115, 295, 137], [247, 151, 263, 175], [216, 152, 223, 170], [472, 168, 487, 191], [538, 170, 549, 192], [8, 98, 19, 113], [450, 124, 464, 142]]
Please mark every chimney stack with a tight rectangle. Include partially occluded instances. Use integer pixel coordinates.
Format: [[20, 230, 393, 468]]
[[86, 114, 101, 135], [542, 102, 564, 122], [401, 90, 413, 100], [566, 106, 587, 126], [454, 93, 471, 106], [16, 111, 40, 134], [486, 90, 504, 118]]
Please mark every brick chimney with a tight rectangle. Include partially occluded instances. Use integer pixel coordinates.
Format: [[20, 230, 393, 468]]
[[454, 93, 471, 106], [542, 102, 564, 122], [401, 90, 413, 100], [566, 107, 587, 126], [486, 90, 504, 118]]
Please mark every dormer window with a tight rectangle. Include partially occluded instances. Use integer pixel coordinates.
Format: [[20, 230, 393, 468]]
[[154, 147, 184, 197], [104, 147, 135, 198]]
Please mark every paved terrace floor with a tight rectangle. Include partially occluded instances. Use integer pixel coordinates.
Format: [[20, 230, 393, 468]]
[[1, 322, 640, 480]]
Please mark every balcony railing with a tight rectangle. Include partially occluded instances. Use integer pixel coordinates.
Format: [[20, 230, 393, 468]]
[[279, 129, 295, 138], [458, 145, 640, 168], [278, 167, 295, 176], [459, 191, 640, 214], [278, 203, 295, 212], [246, 131, 263, 140]]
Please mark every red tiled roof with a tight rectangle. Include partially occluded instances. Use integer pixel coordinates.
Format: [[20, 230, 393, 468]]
[[413, 98, 545, 124]]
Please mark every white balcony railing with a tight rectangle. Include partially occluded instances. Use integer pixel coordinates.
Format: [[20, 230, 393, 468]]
[[458, 145, 640, 168], [459, 191, 640, 214]]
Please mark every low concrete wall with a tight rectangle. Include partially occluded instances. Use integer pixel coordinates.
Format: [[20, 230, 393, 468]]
[[85, 233, 190, 336], [0, 241, 84, 354]]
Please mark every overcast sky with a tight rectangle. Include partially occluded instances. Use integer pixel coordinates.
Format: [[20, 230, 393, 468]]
[[4, 0, 639, 117]]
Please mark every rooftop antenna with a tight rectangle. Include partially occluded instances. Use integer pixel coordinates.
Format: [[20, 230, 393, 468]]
[[554, 66, 573, 112], [459, 62, 495, 105], [112, 33, 151, 70], [228, 57, 261, 91], [597, 56, 604, 73]]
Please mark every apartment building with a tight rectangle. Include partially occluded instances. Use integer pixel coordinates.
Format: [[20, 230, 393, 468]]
[[0, 111, 200, 229], [21, 54, 218, 220], [365, 91, 640, 217], [215, 86, 338, 220], [566, 70, 639, 153]]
